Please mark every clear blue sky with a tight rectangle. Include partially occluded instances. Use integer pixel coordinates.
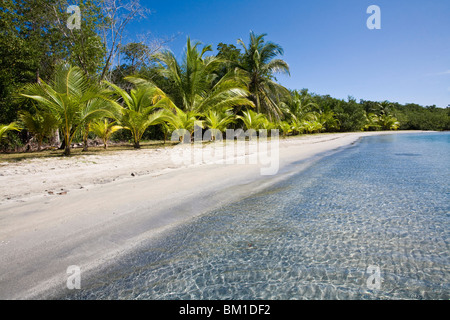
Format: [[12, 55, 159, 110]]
[[127, 0, 450, 107]]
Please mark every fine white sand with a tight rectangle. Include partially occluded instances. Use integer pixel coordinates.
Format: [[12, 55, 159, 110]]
[[0, 131, 422, 299]]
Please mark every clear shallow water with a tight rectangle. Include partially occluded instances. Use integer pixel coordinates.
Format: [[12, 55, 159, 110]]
[[61, 132, 449, 300]]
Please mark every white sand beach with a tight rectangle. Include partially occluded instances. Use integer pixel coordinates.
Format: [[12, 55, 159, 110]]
[[0, 131, 423, 299]]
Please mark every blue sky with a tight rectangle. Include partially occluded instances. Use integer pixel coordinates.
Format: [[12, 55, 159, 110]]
[[127, 0, 450, 107]]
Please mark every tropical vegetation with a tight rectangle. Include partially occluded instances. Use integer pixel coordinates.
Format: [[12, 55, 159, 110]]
[[1, 0, 448, 155]]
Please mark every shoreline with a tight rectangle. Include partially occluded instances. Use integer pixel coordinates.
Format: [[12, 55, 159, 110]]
[[0, 131, 431, 299]]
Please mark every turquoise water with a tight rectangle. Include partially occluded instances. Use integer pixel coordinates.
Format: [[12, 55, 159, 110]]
[[61, 132, 449, 300]]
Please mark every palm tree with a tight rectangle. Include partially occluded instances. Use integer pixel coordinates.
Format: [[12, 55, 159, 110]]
[[260, 118, 277, 131], [316, 110, 340, 132], [283, 89, 318, 122], [103, 77, 174, 149], [301, 120, 323, 134], [154, 37, 254, 113], [237, 32, 290, 120], [165, 106, 203, 143], [20, 64, 117, 155], [79, 96, 119, 152], [236, 109, 266, 132], [277, 121, 293, 138], [18, 110, 60, 151], [363, 112, 381, 131], [377, 101, 392, 116], [379, 114, 400, 130], [90, 119, 123, 149], [203, 108, 235, 140], [0, 122, 21, 142]]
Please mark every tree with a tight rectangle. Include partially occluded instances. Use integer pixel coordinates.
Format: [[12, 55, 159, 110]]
[[363, 112, 381, 131], [18, 110, 60, 150], [237, 32, 290, 120], [216, 43, 243, 79], [49, 0, 108, 78], [0, 122, 21, 142], [0, 0, 60, 125], [379, 114, 400, 130], [20, 64, 117, 155], [203, 108, 235, 140], [277, 121, 293, 138], [154, 37, 254, 114], [316, 110, 340, 132], [99, 0, 150, 81], [236, 110, 266, 131], [284, 89, 319, 122], [90, 119, 123, 149], [103, 76, 174, 148], [333, 97, 367, 132], [217, 43, 242, 63], [301, 120, 323, 134], [119, 42, 150, 74], [165, 107, 202, 143]]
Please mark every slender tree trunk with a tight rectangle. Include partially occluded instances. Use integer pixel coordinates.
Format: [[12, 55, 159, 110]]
[[134, 140, 140, 149], [51, 129, 60, 147], [64, 145, 71, 156], [82, 124, 90, 152], [256, 93, 261, 114], [63, 134, 71, 156]]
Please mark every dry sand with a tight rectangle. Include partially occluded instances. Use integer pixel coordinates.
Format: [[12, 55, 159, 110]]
[[0, 131, 421, 299]]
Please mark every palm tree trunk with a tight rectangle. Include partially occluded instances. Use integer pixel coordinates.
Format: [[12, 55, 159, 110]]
[[63, 133, 71, 156], [82, 124, 90, 152], [256, 93, 261, 114], [64, 145, 71, 156], [51, 129, 60, 147], [83, 139, 89, 151], [134, 140, 140, 149]]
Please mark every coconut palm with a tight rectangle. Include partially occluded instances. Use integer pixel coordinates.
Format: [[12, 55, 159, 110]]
[[291, 120, 305, 135], [79, 96, 116, 152], [237, 32, 290, 120], [278, 121, 293, 138], [301, 120, 323, 134], [283, 89, 318, 122], [236, 109, 266, 132], [165, 106, 203, 143], [154, 38, 254, 114], [316, 110, 340, 132], [379, 114, 400, 130], [363, 112, 381, 131], [103, 77, 174, 149], [160, 122, 171, 144], [260, 118, 277, 131], [18, 110, 60, 151], [20, 64, 117, 155], [203, 108, 235, 140], [0, 122, 21, 142], [90, 119, 123, 149], [377, 101, 393, 116]]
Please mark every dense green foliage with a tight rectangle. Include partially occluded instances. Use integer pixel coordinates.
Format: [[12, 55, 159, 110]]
[[1, 1, 448, 154]]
